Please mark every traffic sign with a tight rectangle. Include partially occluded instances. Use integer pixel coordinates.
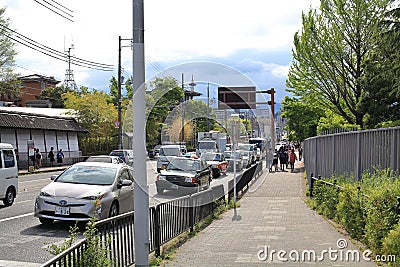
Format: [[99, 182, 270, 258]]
[[114, 120, 120, 128]]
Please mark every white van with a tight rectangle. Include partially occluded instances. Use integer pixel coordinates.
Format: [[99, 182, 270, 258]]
[[0, 143, 18, 206]]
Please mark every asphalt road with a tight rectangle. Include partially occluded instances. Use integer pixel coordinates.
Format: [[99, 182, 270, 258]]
[[0, 160, 246, 266]]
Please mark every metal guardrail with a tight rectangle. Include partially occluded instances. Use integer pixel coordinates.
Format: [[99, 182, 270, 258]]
[[41, 162, 264, 267]]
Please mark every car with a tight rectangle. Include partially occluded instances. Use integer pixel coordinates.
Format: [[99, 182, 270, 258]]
[[0, 143, 18, 206], [157, 145, 185, 172], [223, 150, 243, 172], [237, 143, 257, 164], [237, 150, 251, 168], [34, 162, 134, 225], [109, 149, 134, 165], [183, 152, 198, 159], [155, 157, 212, 195], [86, 155, 126, 164], [200, 152, 228, 178]]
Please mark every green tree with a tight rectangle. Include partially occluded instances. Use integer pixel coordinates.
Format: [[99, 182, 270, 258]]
[[38, 85, 73, 108], [63, 89, 118, 154], [281, 96, 324, 141], [146, 77, 184, 145], [287, 0, 388, 129], [0, 7, 20, 98]]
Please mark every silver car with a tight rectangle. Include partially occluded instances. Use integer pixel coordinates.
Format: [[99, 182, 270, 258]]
[[34, 162, 134, 225]]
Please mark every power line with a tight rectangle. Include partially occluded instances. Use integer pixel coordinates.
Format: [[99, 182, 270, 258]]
[[33, 0, 74, 22], [50, 0, 73, 13], [1, 24, 114, 71]]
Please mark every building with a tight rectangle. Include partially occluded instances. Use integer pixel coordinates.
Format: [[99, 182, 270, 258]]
[[0, 74, 60, 107], [0, 107, 87, 169]]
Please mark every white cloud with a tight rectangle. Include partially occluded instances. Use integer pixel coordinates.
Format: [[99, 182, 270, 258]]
[[2, 0, 319, 93]]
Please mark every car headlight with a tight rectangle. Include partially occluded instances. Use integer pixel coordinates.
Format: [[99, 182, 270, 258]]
[[82, 193, 106, 201], [39, 191, 52, 197]]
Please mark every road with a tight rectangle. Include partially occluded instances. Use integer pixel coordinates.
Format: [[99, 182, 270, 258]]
[[0, 160, 245, 266]]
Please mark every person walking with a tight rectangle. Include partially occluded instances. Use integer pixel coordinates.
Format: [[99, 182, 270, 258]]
[[278, 147, 287, 171], [35, 148, 42, 169], [298, 146, 303, 161], [48, 147, 55, 167], [56, 149, 64, 166], [270, 149, 279, 172], [288, 149, 298, 172]]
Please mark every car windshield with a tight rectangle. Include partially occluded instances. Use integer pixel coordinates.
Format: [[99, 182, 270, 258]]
[[237, 144, 253, 151], [55, 165, 117, 185], [110, 151, 125, 157], [224, 151, 241, 158], [159, 147, 180, 156], [201, 153, 220, 161], [86, 157, 112, 163], [198, 141, 216, 150], [166, 158, 199, 171]]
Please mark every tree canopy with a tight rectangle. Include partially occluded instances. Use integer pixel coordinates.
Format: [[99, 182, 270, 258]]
[[0, 7, 20, 98], [284, 0, 400, 140]]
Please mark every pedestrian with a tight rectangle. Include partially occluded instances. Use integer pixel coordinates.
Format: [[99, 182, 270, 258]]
[[271, 149, 279, 172], [48, 147, 55, 167], [298, 146, 303, 161], [35, 148, 42, 169], [278, 147, 287, 171], [30, 148, 36, 169], [56, 149, 64, 166], [288, 149, 298, 173]]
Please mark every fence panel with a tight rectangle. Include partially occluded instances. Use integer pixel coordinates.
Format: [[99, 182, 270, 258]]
[[304, 127, 400, 183]]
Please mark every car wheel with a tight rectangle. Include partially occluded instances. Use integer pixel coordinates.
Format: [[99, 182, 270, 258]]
[[156, 186, 164, 195], [39, 218, 54, 225], [109, 201, 119, 218], [3, 187, 15, 206]]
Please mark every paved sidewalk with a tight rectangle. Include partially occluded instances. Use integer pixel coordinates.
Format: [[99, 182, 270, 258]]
[[162, 162, 377, 267]]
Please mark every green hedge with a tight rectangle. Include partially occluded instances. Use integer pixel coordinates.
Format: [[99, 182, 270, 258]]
[[311, 170, 400, 261]]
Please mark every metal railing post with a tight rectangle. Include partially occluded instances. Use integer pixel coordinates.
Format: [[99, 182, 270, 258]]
[[189, 195, 194, 233], [309, 173, 314, 198], [154, 206, 161, 257]]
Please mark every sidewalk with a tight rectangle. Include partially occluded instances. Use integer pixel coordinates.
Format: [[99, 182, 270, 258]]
[[18, 165, 69, 175], [162, 161, 377, 267]]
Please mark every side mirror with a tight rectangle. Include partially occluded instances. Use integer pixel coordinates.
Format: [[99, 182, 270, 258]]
[[118, 179, 133, 188], [50, 174, 58, 180]]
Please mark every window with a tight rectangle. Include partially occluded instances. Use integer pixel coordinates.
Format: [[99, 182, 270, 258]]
[[3, 150, 15, 168]]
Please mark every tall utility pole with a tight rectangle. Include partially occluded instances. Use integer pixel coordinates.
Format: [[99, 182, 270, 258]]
[[266, 88, 276, 152], [207, 83, 210, 132], [117, 36, 133, 150], [132, 0, 149, 266], [181, 73, 185, 144], [117, 36, 122, 149]]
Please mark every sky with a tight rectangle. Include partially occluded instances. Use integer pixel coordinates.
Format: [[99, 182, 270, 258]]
[[2, 0, 320, 105]]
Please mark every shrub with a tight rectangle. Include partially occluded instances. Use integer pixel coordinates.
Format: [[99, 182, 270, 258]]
[[382, 221, 400, 267], [312, 179, 340, 219], [364, 182, 400, 254], [336, 184, 366, 240]]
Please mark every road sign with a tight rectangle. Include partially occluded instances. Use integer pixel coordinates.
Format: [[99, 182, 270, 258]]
[[114, 120, 120, 128]]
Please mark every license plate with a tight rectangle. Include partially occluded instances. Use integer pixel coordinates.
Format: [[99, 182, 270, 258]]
[[55, 206, 70, 215]]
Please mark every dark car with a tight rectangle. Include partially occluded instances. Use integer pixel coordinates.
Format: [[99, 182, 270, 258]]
[[155, 157, 212, 195]]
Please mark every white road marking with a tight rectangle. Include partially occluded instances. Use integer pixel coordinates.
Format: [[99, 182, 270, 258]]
[[0, 260, 41, 267], [0, 212, 34, 223]]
